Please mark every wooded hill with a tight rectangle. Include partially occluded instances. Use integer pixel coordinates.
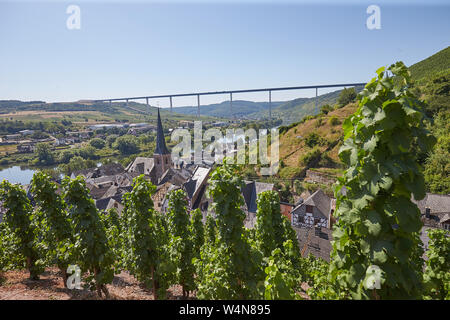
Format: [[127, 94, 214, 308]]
[[274, 46, 450, 195]]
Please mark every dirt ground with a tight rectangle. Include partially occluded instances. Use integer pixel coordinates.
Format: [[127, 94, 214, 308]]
[[0, 268, 311, 300], [0, 267, 196, 300]]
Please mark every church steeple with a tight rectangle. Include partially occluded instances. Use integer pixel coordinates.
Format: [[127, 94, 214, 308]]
[[154, 108, 170, 155], [153, 108, 172, 182]]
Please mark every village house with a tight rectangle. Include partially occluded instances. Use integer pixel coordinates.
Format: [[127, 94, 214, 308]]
[[241, 181, 275, 228], [17, 144, 35, 153], [19, 129, 34, 136], [413, 193, 450, 252], [5, 134, 21, 141], [280, 201, 295, 221], [290, 189, 336, 261]]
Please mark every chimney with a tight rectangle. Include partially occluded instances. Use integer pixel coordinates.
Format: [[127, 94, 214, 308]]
[[425, 207, 431, 219]]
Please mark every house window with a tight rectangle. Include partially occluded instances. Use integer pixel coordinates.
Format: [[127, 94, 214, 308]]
[[305, 213, 314, 225], [444, 224, 450, 231], [306, 205, 314, 213]]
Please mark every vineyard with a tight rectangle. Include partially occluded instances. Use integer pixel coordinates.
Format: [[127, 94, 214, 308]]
[[0, 62, 449, 300]]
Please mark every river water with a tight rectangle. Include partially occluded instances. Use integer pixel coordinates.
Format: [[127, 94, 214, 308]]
[[0, 166, 36, 185]]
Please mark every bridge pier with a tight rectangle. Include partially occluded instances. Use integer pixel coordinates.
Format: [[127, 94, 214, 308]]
[[170, 96, 173, 113], [315, 87, 318, 115], [197, 94, 200, 118], [269, 90, 272, 120], [230, 92, 233, 119]]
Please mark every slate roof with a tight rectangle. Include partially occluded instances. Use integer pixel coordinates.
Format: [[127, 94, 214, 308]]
[[158, 167, 191, 186], [242, 181, 274, 214], [100, 185, 133, 200], [71, 163, 124, 179], [95, 194, 124, 212], [126, 157, 155, 175], [184, 166, 211, 200], [154, 108, 170, 155], [292, 189, 332, 219], [413, 193, 450, 214], [292, 225, 333, 261]]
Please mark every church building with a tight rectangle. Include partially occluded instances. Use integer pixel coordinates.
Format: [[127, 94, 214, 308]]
[[125, 108, 173, 184]]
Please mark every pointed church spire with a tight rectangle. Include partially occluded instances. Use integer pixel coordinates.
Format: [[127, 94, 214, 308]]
[[154, 108, 170, 155]]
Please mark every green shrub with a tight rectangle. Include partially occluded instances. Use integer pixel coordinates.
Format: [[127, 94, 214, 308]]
[[320, 104, 333, 115], [337, 87, 356, 107], [304, 133, 323, 148], [299, 147, 322, 167], [328, 116, 340, 126], [89, 138, 106, 149]]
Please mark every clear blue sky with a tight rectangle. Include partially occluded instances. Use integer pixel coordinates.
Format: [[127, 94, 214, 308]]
[[0, 0, 449, 106]]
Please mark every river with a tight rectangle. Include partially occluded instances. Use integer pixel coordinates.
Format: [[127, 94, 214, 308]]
[[0, 166, 37, 185]]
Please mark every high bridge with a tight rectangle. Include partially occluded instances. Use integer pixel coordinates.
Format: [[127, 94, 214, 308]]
[[92, 82, 366, 119]]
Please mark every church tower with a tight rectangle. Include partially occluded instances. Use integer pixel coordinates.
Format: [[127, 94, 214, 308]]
[[153, 108, 172, 178]]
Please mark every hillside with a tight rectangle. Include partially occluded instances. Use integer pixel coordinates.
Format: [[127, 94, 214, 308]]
[[275, 47, 450, 184], [409, 46, 450, 81], [0, 100, 218, 123], [250, 87, 363, 125], [277, 103, 357, 179]]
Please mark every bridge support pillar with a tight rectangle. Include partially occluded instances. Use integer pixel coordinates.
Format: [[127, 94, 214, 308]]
[[197, 94, 200, 118], [315, 87, 318, 115], [269, 90, 272, 120], [230, 92, 233, 119]]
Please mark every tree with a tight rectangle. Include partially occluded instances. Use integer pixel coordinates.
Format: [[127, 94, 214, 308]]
[[62, 176, 114, 297], [106, 134, 118, 148], [77, 145, 98, 160], [0, 181, 43, 280], [57, 149, 74, 164], [59, 155, 96, 175], [89, 138, 106, 149], [35, 142, 54, 165], [121, 175, 174, 299], [31, 172, 73, 286], [423, 228, 450, 300], [114, 135, 140, 155], [329, 62, 436, 299], [337, 87, 357, 107], [166, 189, 195, 297], [424, 110, 450, 194]]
